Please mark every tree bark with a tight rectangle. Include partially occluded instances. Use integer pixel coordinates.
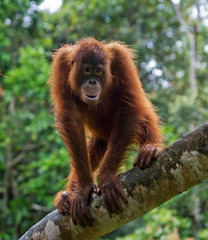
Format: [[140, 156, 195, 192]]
[[19, 121, 208, 240]]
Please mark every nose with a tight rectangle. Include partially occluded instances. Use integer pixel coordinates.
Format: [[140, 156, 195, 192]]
[[89, 79, 97, 85]]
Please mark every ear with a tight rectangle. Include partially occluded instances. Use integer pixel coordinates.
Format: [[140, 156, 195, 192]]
[[48, 44, 74, 110]]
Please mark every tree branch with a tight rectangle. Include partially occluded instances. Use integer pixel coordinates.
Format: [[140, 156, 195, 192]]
[[19, 121, 208, 240]]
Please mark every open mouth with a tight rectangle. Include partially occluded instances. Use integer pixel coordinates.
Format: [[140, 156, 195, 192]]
[[85, 95, 99, 101]]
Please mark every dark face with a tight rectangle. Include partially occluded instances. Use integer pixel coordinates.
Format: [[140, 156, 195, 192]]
[[74, 48, 108, 105], [81, 63, 103, 104]]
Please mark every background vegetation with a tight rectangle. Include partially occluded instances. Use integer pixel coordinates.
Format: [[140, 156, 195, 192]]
[[0, 0, 208, 239]]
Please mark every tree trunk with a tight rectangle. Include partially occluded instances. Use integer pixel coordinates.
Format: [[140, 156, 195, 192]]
[[170, 1, 197, 95], [19, 121, 208, 240]]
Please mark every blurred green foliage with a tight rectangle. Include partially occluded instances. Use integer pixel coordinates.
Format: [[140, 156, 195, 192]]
[[0, 0, 208, 239]]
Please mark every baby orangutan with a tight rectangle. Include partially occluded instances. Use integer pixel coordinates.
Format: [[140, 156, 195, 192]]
[[49, 38, 163, 227]]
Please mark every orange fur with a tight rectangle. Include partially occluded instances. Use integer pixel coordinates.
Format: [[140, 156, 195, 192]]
[[48, 38, 163, 223]]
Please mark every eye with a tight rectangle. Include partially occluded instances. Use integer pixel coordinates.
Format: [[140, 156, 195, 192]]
[[83, 67, 92, 75], [94, 67, 102, 76]]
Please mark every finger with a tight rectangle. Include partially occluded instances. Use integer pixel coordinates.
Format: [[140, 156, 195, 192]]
[[76, 201, 87, 228], [145, 147, 156, 167], [145, 151, 153, 167], [77, 217, 86, 228], [105, 188, 114, 214], [83, 210, 93, 227], [85, 205, 94, 225], [102, 189, 113, 215], [62, 203, 70, 213], [58, 206, 65, 215], [133, 157, 139, 167], [71, 214, 77, 225], [139, 157, 146, 169], [78, 216, 87, 228], [138, 148, 147, 168], [85, 186, 92, 199], [97, 187, 101, 194], [106, 188, 119, 214], [116, 185, 128, 204], [133, 148, 145, 167], [57, 201, 64, 214], [153, 147, 160, 159], [77, 212, 86, 228], [110, 188, 122, 213], [71, 204, 78, 225], [140, 149, 149, 168], [62, 191, 70, 200], [58, 200, 69, 214], [81, 201, 94, 227], [138, 148, 145, 161]]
